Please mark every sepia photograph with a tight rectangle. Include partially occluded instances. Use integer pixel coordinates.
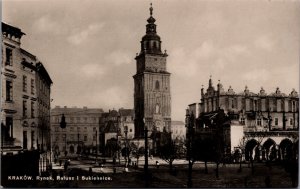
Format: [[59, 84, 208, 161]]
[[1, 0, 299, 188]]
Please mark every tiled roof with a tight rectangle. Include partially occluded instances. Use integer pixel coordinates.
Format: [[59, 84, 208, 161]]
[[104, 120, 118, 133]]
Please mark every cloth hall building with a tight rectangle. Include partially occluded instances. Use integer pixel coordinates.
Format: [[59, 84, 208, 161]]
[[188, 78, 299, 161]]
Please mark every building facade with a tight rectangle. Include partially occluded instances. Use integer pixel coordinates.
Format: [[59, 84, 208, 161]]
[[99, 108, 135, 156], [171, 121, 186, 141], [1, 23, 53, 183], [133, 5, 171, 138], [199, 78, 299, 131], [50, 106, 103, 157], [188, 78, 299, 161], [1, 22, 53, 153]]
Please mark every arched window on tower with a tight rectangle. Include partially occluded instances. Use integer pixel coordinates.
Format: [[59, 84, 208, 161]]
[[155, 81, 160, 90], [153, 41, 157, 49]]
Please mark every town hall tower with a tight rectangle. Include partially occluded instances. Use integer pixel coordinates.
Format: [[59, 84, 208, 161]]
[[133, 4, 171, 138]]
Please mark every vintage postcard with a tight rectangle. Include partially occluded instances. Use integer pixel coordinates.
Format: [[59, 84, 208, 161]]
[[1, 0, 299, 188]]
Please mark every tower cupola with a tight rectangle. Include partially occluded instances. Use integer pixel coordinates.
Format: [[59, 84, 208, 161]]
[[140, 3, 162, 54]]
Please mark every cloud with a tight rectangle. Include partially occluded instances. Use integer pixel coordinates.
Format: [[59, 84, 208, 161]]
[[242, 69, 271, 82], [90, 86, 131, 108], [80, 63, 106, 78], [169, 41, 249, 78], [67, 23, 105, 45], [33, 15, 60, 34], [254, 35, 275, 51], [105, 51, 131, 66]]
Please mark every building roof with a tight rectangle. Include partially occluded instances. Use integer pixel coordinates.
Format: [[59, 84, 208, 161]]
[[104, 120, 118, 133], [36, 62, 53, 85], [51, 106, 104, 115], [119, 108, 134, 117], [107, 109, 119, 117], [2, 22, 25, 38]]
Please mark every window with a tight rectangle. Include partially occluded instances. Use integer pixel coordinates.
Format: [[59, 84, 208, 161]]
[[254, 100, 258, 111], [93, 135, 96, 141], [292, 101, 296, 112], [23, 131, 27, 149], [6, 117, 13, 138], [6, 80, 13, 101], [5, 48, 12, 66], [84, 135, 87, 142], [23, 76, 27, 92], [31, 131, 35, 149], [274, 118, 278, 126], [240, 117, 245, 125], [273, 99, 277, 112], [55, 127, 59, 132], [70, 134, 74, 141], [62, 135, 66, 142], [93, 127, 96, 132], [155, 81, 160, 90], [70, 127, 74, 131], [31, 79, 34, 95], [23, 100, 27, 118], [84, 117, 87, 123], [257, 118, 261, 126], [31, 101, 35, 118], [70, 117, 74, 123], [129, 129, 132, 132], [290, 118, 293, 126]]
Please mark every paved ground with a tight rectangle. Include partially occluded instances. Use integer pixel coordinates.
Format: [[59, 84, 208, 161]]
[[42, 157, 298, 188]]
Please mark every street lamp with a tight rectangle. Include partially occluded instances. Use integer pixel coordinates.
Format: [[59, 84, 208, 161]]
[[95, 130, 98, 164], [144, 118, 149, 187], [124, 126, 129, 168], [186, 108, 194, 188], [60, 114, 67, 156]]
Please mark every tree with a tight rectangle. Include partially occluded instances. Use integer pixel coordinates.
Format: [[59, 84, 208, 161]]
[[130, 141, 144, 168], [192, 138, 212, 174], [159, 139, 180, 172]]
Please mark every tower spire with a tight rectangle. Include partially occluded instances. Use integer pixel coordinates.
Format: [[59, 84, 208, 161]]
[[139, 3, 162, 54], [150, 3, 153, 16], [209, 75, 213, 87]]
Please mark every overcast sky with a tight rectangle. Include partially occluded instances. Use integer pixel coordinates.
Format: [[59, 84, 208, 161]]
[[3, 0, 299, 121]]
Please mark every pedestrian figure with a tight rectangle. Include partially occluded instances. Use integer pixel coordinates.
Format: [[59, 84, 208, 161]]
[[156, 161, 160, 169], [64, 160, 68, 171], [59, 160, 62, 166]]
